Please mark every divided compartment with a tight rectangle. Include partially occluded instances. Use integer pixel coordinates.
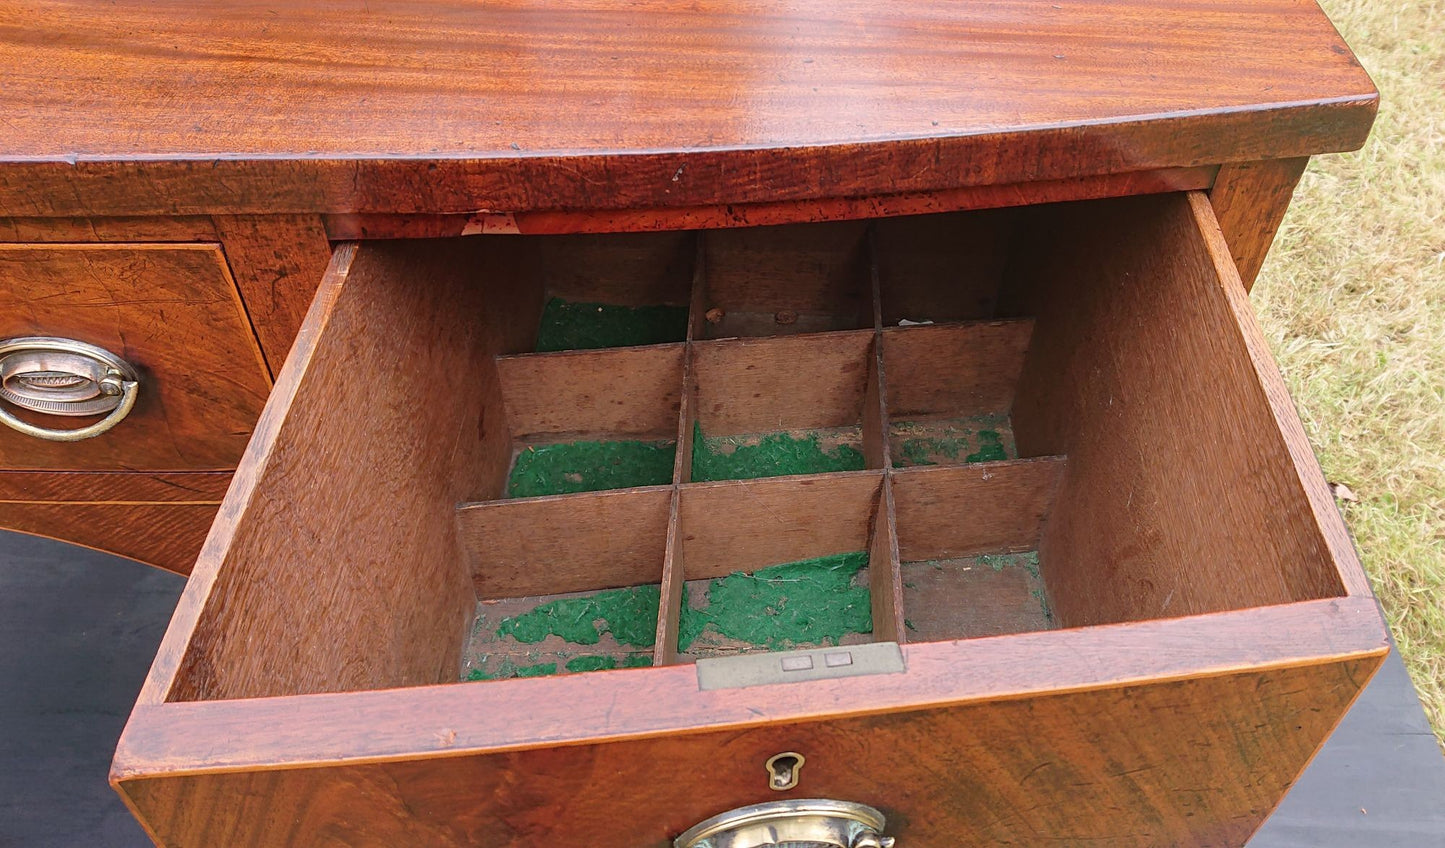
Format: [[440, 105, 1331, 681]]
[[124, 194, 1384, 848], [689, 330, 881, 481], [891, 459, 1065, 641], [530, 231, 694, 351], [874, 208, 1019, 326], [880, 320, 1033, 468], [457, 487, 672, 680], [697, 221, 872, 338], [495, 344, 684, 497], [665, 472, 890, 663]]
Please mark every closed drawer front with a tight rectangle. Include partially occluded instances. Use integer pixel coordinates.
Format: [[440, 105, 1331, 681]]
[[0, 244, 271, 471], [114, 192, 1385, 847]]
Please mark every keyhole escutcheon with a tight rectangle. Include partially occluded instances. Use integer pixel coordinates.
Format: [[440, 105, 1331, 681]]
[[765, 751, 805, 791]]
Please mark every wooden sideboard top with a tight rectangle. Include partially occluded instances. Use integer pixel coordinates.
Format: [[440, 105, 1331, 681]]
[[0, 0, 1375, 217]]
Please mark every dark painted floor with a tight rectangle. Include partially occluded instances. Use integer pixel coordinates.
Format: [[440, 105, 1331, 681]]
[[1, 529, 1443, 847]]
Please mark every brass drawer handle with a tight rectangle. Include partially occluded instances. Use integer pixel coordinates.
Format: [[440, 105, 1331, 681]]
[[676, 799, 894, 848], [0, 337, 140, 442]]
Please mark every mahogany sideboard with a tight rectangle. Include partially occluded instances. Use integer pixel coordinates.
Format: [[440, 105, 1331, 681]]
[[0, 2, 1387, 846]]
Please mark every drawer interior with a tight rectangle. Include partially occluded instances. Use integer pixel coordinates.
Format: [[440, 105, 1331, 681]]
[[162, 192, 1351, 702]]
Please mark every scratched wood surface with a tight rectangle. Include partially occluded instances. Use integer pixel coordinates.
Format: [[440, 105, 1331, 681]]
[[113, 600, 1386, 847], [0, 0, 1375, 217], [0, 244, 272, 471], [1007, 193, 1370, 630]]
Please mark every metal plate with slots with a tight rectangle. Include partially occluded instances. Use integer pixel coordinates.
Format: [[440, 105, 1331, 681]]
[[695, 642, 905, 691]]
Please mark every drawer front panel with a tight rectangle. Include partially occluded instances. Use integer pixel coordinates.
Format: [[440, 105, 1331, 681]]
[[118, 654, 1376, 847], [0, 244, 271, 470]]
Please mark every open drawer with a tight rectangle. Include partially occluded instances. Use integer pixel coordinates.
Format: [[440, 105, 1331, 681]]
[[113, 192, 1386, 847]]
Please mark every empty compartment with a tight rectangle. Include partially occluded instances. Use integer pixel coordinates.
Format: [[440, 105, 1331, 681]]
[[891, 459, 1065, 641], [669, 473, 886, 660], [690, 330, 878, 481], [531, 232, 694, 351], [875, 208, 1019, 325], [495, 344, 684, 496], [457, 488, 672, 680], [698, 221, 871, 338], [880, 320, 1033, 468]]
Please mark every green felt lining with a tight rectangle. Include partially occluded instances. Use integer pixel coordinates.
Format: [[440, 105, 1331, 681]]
[[507, 439, 675, 497], [534, 297, 688, 351]]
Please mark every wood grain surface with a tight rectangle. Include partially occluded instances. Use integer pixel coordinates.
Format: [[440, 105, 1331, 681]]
[[212, 215, 333, 375], [496, 345, 684, 441], [1008, 192, 1368, 629], [875, 209, 1020, 324], [114, 598, 1386, 847], [0, 501, 217, 575], [692, 330, 873, 435], [881, 319, 1035, 419], [867, 476, 904, 644], [1209, 158, 1311, 291], [0, 244, 271, 471], [891, 457, 1065, 562], [456, 487, 672, 599], [0, 0, 1375, 217], [536, 231, 695, 307], [161, 239, 540, 703], [0, 470, 231, 503], [321, 167, 1218, 239], [0, 217, 217, 243], [677, 472, 882, 581]]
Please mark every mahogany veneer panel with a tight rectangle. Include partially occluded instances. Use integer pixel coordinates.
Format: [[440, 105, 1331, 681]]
[[0, 244, 271, 471], [115, 603, 1384, 847], [0, 501, 218, 576], [0, 0, 1374, 217]]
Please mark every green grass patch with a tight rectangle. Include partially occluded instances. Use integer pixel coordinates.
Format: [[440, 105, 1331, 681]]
[[679, 551, 872, 653], [507, 439, 675, 497], [535, 297, 688, 351], [691, 423, 865, 482]]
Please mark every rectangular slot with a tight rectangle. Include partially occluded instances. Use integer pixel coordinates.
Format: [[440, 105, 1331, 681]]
[[495, 345, 685, 497], [699, 221, 871, 338], [690, 331, 878, 481], [674, 472, 883, 660], [462, 585, 661, 681], [456, 486, 671, 681], [900, 552, 1052, 641], [880, 320, 1034, 468], [875, 209, 1019, 326], [891, 458, 1065, 641], [532, 232, 694, 351]]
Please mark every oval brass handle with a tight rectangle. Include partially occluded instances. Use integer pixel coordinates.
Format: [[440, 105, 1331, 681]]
[[0, 337, 141, 442], [675, 799, 894, 848]]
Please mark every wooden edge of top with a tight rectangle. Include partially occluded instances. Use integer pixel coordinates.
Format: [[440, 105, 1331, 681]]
[[5, 99, 1378, 219], [112, 594, 1388, 781]]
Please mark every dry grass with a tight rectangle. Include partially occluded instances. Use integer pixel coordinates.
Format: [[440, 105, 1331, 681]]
[[1253, 0, 1444, 744]]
